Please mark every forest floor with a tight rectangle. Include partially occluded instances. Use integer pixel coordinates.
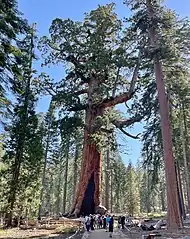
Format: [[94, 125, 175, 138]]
[[0, 223, 84, 239], [0, 228, 83, 239], [1, 227, 190, 239], [123, 227, 190, 238], [122, 218, 190, 239]]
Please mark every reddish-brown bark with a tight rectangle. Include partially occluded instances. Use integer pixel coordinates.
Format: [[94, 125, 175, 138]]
[[71, 107, 104, 216], [70, 53, 141, 216], [146, 0, 183, 230]]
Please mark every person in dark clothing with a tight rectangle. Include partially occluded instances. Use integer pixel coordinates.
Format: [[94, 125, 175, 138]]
[[121, 215, 125, 229], [108, 216, 114, 238], [90, 215, 95, 230], [118, 216, 121, 228], [98, 215, 103, 229], [103, 216, 107, 229]]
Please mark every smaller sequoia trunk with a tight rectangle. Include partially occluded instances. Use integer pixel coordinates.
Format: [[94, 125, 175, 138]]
[[146, 0, 182, 229], [71, 107, 104, 216]]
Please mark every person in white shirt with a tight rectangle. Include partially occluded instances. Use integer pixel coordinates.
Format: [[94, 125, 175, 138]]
[[85, 215, 91, 232]]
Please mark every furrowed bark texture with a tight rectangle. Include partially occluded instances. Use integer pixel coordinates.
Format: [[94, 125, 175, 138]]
[[70, 51, 140, 216], [146, 0, 182, 230], [71, 107, 104, 216]]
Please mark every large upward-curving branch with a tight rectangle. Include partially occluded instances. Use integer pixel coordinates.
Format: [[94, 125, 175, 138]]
[[67, 51, 141, 112], [99, 51, 141, 108], [113, 115, 143, 139], [100, 92, 134, 108], [113, 115, 143, 128]]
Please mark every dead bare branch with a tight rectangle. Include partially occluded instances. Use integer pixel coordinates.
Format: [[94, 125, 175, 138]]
[[128, 50, 141, 95]]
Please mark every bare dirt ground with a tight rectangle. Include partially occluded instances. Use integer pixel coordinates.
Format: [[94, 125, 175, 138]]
[[0, 219, 83, 239], [0, 228, 84, 239]]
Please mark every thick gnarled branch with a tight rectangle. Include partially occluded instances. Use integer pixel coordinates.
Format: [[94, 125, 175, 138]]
[[100, 92, 135, 108], [99, 51, 141, 108], [113, 115, 143, 128], [113, 115, 143, 139]]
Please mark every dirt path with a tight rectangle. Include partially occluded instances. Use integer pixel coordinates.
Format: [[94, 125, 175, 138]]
[[82, 229, 127, 239], [82, 228, 190, 239]]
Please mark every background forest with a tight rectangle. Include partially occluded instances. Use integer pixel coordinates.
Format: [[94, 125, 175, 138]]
[[0, 0, 190, 230]]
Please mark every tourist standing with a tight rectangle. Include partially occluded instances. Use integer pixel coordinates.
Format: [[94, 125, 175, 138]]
[[90, 215, 95, 230], [106, 215, 110, 231], [103, 215, 106, 229], [108, 215, 114, 238], [121, 215, 125, 229], [98, 215, 103, 228], [85, 215, 91, 232], [118, 216, 121, 229]]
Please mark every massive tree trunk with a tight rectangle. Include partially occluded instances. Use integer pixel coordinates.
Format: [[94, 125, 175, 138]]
[[69, 49, 140, 217], [71, 107, 104, 216], [146, 0, 183, 229]]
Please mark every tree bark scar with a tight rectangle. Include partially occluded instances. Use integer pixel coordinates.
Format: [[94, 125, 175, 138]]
[[71, 107, 104, 216]]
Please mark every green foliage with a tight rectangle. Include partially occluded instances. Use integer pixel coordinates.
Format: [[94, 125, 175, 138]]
[[124, 162, 140, 216], [126, 0, 190, 185], [1, 0, 190, 221], [0, 0, 28, 119], [39, 4, 140, 135], [1, 26, 44, 220]]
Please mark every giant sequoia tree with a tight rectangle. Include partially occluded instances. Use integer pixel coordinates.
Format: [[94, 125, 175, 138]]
[[40, 4, 142, 216], [125, 0, 190, 229]]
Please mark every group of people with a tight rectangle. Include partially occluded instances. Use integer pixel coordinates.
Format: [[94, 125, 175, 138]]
[[117, 215, 126, 229], [84, 214, 114, 238]]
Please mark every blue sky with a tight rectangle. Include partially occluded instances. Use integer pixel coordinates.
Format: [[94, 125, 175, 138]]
[[18, 0, 190, 165]]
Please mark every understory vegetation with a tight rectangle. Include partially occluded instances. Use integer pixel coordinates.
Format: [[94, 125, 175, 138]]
[[0, 0, 190, 230]]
